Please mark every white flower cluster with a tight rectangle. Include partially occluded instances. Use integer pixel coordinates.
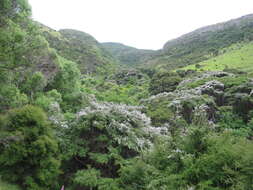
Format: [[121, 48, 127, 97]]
[[143, 79, 219, 125], [48, 102, 68, 128], [77, 100, 161, 151], [178, 71, 233, 89]]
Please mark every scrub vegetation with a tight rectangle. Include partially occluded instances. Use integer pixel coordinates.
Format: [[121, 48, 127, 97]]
[[1, 1, 253, 189]]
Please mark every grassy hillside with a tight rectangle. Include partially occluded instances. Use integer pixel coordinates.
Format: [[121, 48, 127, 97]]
[[143, 14, 253, 71], [102, 42, 156, 66], [181, 42, 253, 73]]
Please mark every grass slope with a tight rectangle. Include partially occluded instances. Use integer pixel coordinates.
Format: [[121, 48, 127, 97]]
[[181, 42, 253, 73]]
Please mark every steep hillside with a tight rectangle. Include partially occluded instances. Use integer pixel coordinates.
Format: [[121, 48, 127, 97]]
[[144, 14, 253, 71], [102, 42, 156, 66], [40, 26, 116, 74]]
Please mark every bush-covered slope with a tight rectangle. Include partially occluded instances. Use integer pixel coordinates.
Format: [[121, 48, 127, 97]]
[[144, 14, 253, 71], [102, 42, 156, 66], [41, 26, 117, 74]]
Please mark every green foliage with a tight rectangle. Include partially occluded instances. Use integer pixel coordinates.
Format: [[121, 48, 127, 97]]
[[119, 159, 154, 190], [60, 101, 153, 189], [34, 89, 62, 111], [81, 75, 150, 105], [50, 56, 81, 94], [182, 133, 253, 190], [96, 83, 149, 105], [217, 107, 253, 137], [0, 0, 31, 19], [149, 71, 182, 95], [0, 16, 59, 111], [102, 42, 155, 66], [0, 20, 29, 70], [0, 106, 60, 190], [21, 72, 46, 98], [146, 101, 174, 126], [179, 74, 248, 91], [46, 89, 62, 102], [73, 168, 121, 190], [219, 75, 248, 89], [42, 28, 116, 74], [183, 127, 209, 157], [0, 179, 21, 190], [232, 93, 253, 122], [60, 91, 90, 112], [180, 77, 216, 89], [0, 84, 28, 112], [118, 128, 253, 190], [73, 168, 101, 188], [0, 18, 48, 76]]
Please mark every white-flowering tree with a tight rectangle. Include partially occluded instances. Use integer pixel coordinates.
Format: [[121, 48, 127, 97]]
[[60, 100, 160, 189]]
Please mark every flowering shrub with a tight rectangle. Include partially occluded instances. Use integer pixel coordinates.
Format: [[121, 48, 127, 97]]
[[61, 100, 161, 189]]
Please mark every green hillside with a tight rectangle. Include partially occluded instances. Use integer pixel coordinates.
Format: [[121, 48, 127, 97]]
[[102, 42, 156, 66], [143, 14, 253, 71], [40, 26, 117, 74], [181, 42, 253, 73]]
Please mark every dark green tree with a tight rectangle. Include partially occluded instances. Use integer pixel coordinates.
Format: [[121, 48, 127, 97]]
[[0, 105, 60, 190]]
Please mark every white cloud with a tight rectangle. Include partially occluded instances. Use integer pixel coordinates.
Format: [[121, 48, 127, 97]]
[[29, 0, 253, 50]]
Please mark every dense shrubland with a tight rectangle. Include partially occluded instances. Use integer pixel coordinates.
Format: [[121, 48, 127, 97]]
[[2, 1, 253, 189]]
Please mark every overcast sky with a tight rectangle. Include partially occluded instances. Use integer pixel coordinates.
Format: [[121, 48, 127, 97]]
[[29, 0, 253, 50]]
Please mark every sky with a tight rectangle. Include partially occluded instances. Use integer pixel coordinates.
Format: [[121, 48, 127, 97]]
[[29, 0, 253, 50]]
